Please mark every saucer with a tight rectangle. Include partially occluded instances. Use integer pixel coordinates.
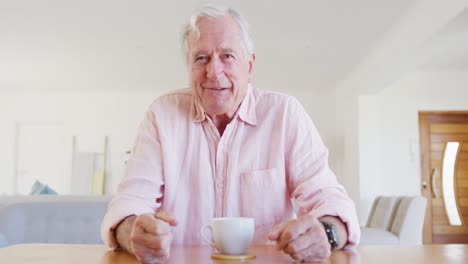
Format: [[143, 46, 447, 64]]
[[211, 253, 256, 261]]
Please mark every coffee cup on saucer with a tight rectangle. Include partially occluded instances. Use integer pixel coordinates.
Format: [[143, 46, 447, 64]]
[[200, 217, 254, 256]]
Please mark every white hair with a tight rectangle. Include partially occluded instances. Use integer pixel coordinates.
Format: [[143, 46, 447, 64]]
[[181, 5, 254, 60]]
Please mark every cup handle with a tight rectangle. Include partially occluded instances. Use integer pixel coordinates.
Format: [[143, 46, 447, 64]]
[[200, 224, 215, 246]]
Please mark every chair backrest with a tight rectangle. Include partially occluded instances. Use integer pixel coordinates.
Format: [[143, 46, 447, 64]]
[[390, 196, 427, 245], [366, 196, 401, 230], [0, 196, 111, 246]]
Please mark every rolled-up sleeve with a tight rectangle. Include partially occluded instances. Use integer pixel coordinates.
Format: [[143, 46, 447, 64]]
[[101, 107, 164, 249], [285, 97, 360, 248]]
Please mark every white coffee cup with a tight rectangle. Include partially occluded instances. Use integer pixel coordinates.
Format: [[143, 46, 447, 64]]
[[200, 217, 254, 255]]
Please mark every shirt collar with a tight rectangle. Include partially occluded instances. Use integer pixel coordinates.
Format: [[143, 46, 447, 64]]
[[191, 95, 205, 123], [190, 84, 257, 126], [237, 84, 257, 126]]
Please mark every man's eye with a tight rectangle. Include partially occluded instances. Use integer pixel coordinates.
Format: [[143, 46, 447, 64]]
[[222, 54, 234, 59], [195, 56, 208, 62]]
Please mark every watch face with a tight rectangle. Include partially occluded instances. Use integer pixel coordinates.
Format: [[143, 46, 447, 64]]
[[321, 221, 339, 251]]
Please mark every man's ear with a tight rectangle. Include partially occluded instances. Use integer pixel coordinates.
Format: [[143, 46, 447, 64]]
[[248, 53, 256, 83]]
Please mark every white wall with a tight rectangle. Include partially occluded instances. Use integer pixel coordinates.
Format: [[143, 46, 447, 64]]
[[334, 87, 361, 210], [358, 70, 468, 223], [0, 91, 158, 194]]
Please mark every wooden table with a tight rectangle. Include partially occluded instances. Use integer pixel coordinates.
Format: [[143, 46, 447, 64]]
[[0, 244, 467, 263]]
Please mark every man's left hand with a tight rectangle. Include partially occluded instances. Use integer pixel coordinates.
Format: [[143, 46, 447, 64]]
[[268, 215, 331, 262]]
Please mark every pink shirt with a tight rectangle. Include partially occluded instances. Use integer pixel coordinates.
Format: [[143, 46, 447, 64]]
[[101, 86, 360, 248]]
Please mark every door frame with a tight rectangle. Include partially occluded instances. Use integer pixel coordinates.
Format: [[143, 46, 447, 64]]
[[13, 121, 66, 194], [419, 111, 468, 244]]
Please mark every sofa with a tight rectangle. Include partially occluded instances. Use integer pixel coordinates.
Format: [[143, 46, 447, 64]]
[[360, 196, 427, 245], [0, 194, 427, 247], [0, 195, 111, 247]]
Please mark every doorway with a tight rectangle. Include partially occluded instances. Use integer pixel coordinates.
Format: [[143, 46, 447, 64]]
[[419, 111, 468, 244], [14, 122, 69, 194]]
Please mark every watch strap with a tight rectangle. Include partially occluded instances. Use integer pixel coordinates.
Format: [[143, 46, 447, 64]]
[[321, 221, 339, 251]]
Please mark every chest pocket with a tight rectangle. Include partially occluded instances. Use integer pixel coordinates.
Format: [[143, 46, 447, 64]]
[[240, 168, 287, 228]]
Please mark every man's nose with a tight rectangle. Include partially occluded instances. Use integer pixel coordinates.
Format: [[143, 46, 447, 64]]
[[206, 58, 223, 80]]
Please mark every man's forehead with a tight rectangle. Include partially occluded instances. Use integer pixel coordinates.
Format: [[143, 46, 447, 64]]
[[197, 15, 239, 33], [188, 16, 243, 54], [192, 21, 239, 40]]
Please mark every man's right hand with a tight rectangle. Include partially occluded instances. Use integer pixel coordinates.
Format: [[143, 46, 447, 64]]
[[116, 211, 178, 264]]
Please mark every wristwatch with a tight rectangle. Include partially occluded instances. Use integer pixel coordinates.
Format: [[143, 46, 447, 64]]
[[321, 221, 339, 251]]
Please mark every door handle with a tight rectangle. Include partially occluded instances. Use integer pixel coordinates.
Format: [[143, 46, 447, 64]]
[[431, 168, 440, 198], [422, 181, 428, 189]]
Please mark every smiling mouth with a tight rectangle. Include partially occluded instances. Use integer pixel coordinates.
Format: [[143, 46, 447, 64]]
[[204, 87, 230, 91]]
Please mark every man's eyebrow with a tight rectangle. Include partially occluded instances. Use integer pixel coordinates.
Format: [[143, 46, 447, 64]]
[[191, 50, 206, 58], [221, 48, 236, 54], [191, 48, 237, 58]]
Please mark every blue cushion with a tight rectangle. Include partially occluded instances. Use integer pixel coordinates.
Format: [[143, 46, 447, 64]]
[[30, 180, 58, 195], [0, 233, 9, 248]]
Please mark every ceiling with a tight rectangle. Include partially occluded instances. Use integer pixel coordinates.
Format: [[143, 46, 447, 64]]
[[1, 0, 466, 94], [421, 8, 468, 71]]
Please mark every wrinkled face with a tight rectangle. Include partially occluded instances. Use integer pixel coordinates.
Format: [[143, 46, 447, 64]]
[[187, 15, 255, 118]]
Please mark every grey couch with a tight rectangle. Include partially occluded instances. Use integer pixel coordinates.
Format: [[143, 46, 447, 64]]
[[360, 196, 427, 245], [0, 195, 111, 247]]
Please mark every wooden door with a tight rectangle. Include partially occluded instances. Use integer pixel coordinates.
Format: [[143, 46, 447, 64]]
[[419, 111, 468, 244]]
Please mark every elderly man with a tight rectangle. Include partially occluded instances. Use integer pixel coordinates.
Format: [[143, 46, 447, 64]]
[[101, 5, 360, 263]]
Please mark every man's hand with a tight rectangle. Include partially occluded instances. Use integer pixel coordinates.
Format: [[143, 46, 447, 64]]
[[268, 215, 345, 263], [116, 211, 178, 264]]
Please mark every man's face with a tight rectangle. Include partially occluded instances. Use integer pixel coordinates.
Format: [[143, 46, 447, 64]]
[[187, 15, 255, 118]]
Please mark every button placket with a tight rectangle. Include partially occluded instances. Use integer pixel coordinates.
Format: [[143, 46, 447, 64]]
[[217, 120, 236, 216], [215, 137, 225, 216], [209, 117, 237, 217], [204, 120, 223, 217]]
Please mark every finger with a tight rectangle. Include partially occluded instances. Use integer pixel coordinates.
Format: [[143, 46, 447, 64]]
[[132, 230, 173, 250], [292, 239, 331, 263], [137, 253, 167, 264], [135, 214, 171, 236], [155, 210, 178, 226], [283, 225, 325, 255], [131, 235, 169, 262], [131, 229, 173, 263], [134, 246, 169, 263], [268, 222, 288, 241], [153, 219, 172, 235], [277, 216, 316, 250], [134, 214, 156, 234]]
